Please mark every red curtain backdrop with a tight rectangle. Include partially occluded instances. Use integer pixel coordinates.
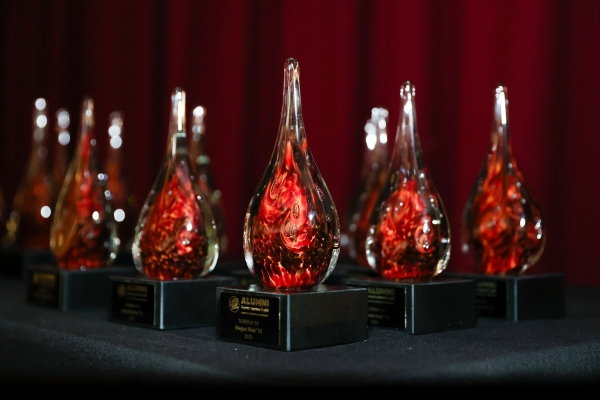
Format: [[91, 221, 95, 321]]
[[1, 0, 599, 284]]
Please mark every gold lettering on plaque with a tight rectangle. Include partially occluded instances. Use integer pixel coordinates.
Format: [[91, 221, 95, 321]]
[[476, 281, 497, 297], [241, 297, 269, 307], [33, 272, 56, 286], [124, 284, 148, 301], [367, 286, 395, 304]]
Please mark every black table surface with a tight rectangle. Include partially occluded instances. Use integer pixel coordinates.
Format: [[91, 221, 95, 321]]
[[1, 274, 599, 388]]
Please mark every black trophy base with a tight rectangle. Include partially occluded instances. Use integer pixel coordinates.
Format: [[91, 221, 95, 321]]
[[109, 275, 237, 330], [345, 276, 477, 334], [446, 273, 565, 321], [217, 284, 368, 351], [1, 247, 55, 277], [26, 265, 136, 311]]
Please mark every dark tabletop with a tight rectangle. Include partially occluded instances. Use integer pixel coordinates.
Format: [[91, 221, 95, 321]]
[[1, 273, 599, 388]]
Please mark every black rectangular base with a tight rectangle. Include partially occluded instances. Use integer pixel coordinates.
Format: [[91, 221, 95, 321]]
[[109, 275, 237, 330], [446, 273, 565, 321], [1, 248, 55, 277], [217, 284, 368, 351], [345, 277, 477, 334], [26, 265, 136, 311]]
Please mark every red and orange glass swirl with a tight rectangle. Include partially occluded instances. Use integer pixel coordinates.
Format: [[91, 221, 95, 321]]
[[369, 177, 448, 280], [248, 140, 336, 289], [136, 167, 209, 280], [462, 156, 545, 275], [53, 132, 115, 269]]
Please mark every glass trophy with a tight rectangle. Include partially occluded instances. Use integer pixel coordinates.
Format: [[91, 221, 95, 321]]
[[104, 111, 137, 265], [341, 107, 390, 272], [3, 98, 56, 249], [27, 97, 130, 311], [346, 82, 476, 334], [455, 85, 563, 321], [1, 99, 56, 276], [50, 97, 119, 270], [217, 58, 366, 350], [109, 88, 234, 330], [189, 105, 228, 257]]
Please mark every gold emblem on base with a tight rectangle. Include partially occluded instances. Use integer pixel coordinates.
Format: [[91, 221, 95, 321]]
[[229, 296, 240, 313]]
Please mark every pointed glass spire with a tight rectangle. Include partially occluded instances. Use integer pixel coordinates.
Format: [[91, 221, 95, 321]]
[[243, 58, 340, 289], [366, 82, 450, 280], [462, 85, 545, 275], [132, 88, 218, 280]]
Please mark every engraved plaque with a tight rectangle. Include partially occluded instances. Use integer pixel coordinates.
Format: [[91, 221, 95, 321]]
[[219, 292, 280, 347], [475, 279, 507, 318], [366, 286, 406, 328], [110, 280, 156, 326], [346, 277, 476, 334], [27, 269, 59, 307]]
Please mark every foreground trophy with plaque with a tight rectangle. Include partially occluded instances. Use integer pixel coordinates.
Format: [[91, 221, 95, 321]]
[[1, 98, 56, 277], [454, 85, 563, 321], [27, 97, 132, 311], [216, 58, 367, 351], [109, 88, 235, 330], [346, 82, 476, 334]]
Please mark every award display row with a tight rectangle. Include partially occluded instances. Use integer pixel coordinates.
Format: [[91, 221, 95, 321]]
[[1, 58, 564, 351]]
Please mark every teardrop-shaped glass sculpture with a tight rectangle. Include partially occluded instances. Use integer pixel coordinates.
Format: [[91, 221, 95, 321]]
[[342, 107, 390, 266], [3, 98, 56, 249], [104, 111, 137, 248], [132, 88, 218, 280], [50, 97, 119, 270], [366, 82, 450, 280], [461, 85, 545, 276], [189, 105, 228, 256], [243, 58, 340, 290], [53, 108, 71, 190]]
